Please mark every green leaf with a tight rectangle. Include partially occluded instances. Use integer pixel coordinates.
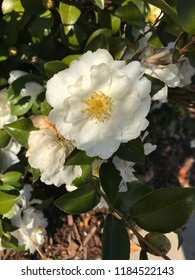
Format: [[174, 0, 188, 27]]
[[114, 182, 152, 215], [0, 191, 19, 214], [0, 129, 11, 148], [115, 2, 145, 28], [99, 162, 121, 204], [54, 183, 100, 214], [116, 137, 145, 164], [66, 149, 94, 165], [4, 118, 37, 148], [59, 1, 81, 35], [90, 0, 104, 9], [72, 165, 92, 188], [177, 0, 195, 34], [145, 0, 180, 26], [2, 0, 24, 14], [11, 97, 33, 116], [102, 214, 130, 260], [62, 54, 80, 65], [44, 61, 68, 78], [0, 171, 22, 187], [20, 0, 45, 15], [108, 37, 129, 59], [1, 234, 19, 249], [85, 28, 111, 52], [129, 188, 195, 233]]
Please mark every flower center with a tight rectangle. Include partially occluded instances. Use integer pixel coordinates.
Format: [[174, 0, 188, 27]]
[[82, 92, 113, 122]]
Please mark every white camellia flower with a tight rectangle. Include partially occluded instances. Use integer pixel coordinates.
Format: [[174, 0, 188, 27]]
[[113, 131, 157, 192], [46, 49, 151, 159], [20, 82, 44, 102], [8, 70, 28, 84], [11, 206, 48, 254], [1, 184, 48, 254], [8, 70, 44, 101], [0, 140, 21, 172], [26, 116, 82, 187], [0, 88, 17, 129]]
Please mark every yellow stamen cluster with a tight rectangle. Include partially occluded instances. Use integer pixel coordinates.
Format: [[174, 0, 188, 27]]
[[82, 92, 113, 123]]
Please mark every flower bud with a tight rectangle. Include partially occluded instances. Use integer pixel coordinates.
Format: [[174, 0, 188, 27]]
[[144, 232, 171, 256]]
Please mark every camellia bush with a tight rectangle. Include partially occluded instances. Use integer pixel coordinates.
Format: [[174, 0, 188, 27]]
[[1, 0, 195, 260]]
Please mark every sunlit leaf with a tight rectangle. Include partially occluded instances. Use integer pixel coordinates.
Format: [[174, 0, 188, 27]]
[[90, 0, 104, 9], [2, 0, 24, 14], [66, 149, 94, 165], [0, 171, 22, 187], [59, 1, 81, 35], [4, 118, 37, 148], [0, 191, 19, 214], [0, 129, 11, 148], [44, 61, 68, 78]]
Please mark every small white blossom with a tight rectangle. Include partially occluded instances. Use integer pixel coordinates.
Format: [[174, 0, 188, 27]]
[[26, 116, 82, 187], [46, 49, 151, 159], [0, 88, 17, 129], [20, 82, 44, 102], [8, 70, 28, 84], [142, 58, 195, 91], [11, 206, 48, 253], [8, 70, 44, 101], [0, 140, 21, 172], [113, 155, 137, 192], [1, 184, 47, 253]]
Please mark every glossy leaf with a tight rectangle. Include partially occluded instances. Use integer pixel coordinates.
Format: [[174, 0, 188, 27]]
[[102, 214, 130, 260], [85, 28, 111, 52], [62, 54, 80, 65], [44, 61, 68, 78], [0, 129, 11, 148], [66, 149, 94, 165], [2, 0, 24, 14], [99, 162, 121, 204], [0, 171, 22, 187], [177, 0, 195, 33], [116, 137, 145, 164], [11, 97, 32, 116], [72, 165, 92, 188], [1, 234, 19, 249], [108, 37, 128, 59], [4, 118, 37, 148], [90, 0, 104, 9], [129, 188, 195, 233], [115, 2, 145, 28], [55, 183, 100, 214], [114, 182, 152, 215], [0, 191, 19, 214], [59, 1, 81, 35]]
